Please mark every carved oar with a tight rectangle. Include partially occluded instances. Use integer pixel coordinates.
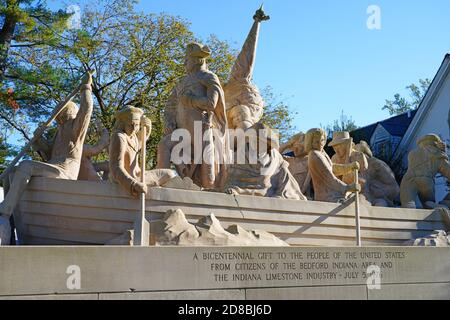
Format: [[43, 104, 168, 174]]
[[354, 168, 362, 247], [134, 123, 149, 246], [0, 69, 95, 181]]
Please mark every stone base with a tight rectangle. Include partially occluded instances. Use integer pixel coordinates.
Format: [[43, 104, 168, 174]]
[[0, 246, 449, 300]]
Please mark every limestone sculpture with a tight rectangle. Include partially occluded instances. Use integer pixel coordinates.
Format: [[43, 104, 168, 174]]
[[355, 141, 400, 207], [108, 209, 288, 246], [306, 128, 360, 202], [0, 216, 10, 245], [329, 131, 368, 187], [157, 42, 229, 189], [404, 230, 450, 247], [0, 72, 94, 221], [280, 132, 311, 196], [223, 122, 306, 200], [109, 106, 176, 197], [400, 134, 450, 209], [78, 120, 110, 181], [223, 6, 269, 130]]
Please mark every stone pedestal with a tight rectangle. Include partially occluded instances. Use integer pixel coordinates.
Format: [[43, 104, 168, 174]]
[[0, 246, 448, 300]]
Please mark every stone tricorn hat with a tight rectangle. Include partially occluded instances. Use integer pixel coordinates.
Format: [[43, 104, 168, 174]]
[[328, 131, 351, 147], [186, 42, 211, 58]]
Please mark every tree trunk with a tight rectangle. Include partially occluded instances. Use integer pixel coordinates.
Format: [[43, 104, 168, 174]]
[[0, 3, 18, 81]]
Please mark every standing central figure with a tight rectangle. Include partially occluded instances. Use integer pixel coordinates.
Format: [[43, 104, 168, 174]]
[[157, 42, 229, 189]]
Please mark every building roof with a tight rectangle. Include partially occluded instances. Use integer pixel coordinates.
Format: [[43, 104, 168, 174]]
[[351, 110, 417, 143], [393, 53, 450, 161]]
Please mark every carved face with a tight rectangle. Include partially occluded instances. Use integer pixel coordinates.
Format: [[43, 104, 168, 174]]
[[292, 138, 306, 157], [184, 56, 205, 73], [124, 119, 140, 136], [228, 106, 252, 129], [311, 132, 326, 151], [333, 143, 347, 158]]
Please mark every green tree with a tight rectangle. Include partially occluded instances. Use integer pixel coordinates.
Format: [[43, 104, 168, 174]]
[[260, 86, 297, 144], [0, 136, 7, 175], [2, 0, 237, 168], [0, 0, 69, 79], [383, 78, 431, 116], [324, 110, 359, 138], [0, 0, 70, 148]]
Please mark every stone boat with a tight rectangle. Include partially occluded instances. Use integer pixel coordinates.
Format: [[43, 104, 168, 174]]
[[13, 177, 449, 246]]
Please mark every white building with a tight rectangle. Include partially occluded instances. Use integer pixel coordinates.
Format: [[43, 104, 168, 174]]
[[392, 54, 450, 202]]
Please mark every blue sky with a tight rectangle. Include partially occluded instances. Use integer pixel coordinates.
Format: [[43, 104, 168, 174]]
[[50, 0, 450, 133]]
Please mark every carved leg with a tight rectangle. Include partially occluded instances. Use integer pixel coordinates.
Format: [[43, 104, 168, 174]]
[[400, 178, 419, 209], [0, 160, 63, 217], [156, 135, 176, 169]]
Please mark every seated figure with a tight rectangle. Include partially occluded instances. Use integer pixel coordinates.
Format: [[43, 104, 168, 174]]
[[0, 73, 93, 218], [355, 141, 400, 207], [109, 106, 176, 197], [400, 134, 450, 209], [306, 128, 359, 203], [280, 132, 311, 197], [78, 120, 110, 181], [329, 131, 368, 187], [223, 122, 306, 200]]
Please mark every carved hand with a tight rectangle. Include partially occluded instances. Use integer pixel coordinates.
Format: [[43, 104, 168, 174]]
[[253, 6, 270, 22], [346, 183, 361, 193], [351, 161, 360, 171], [132, 181, 148, 196], [140, 116, 152, 132], [225, 187, 239, 195]]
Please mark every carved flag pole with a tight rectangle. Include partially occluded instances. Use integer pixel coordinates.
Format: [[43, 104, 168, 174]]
[[134, 123, 149, 246], [347, 137, 362, 246], [0, 69, 95, 181], [354, 168, 362, 247]]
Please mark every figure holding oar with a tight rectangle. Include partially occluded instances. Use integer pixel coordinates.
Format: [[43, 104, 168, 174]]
[[329, 131, 367, 192], [0, 71, 95, 220], [109, 106, 178, 246]]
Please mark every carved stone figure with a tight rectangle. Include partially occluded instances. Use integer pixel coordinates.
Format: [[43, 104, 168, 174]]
[[400, 134, 450, 209], [306, 128, 359, 202], [355, 141, 400, 207], [0, 216, 10, 245], [440, 110, 450, 206], [78, 121, 110, 181], [109, 106, 176, 197], [223, 6, 269, 130], [0, 73, 93, 218], [280, 132, 311, 196], [404, 230, 450, 247], [157, 42, 229, 189], [329, 131, 368, 187], [223, 122, 306, 200]]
